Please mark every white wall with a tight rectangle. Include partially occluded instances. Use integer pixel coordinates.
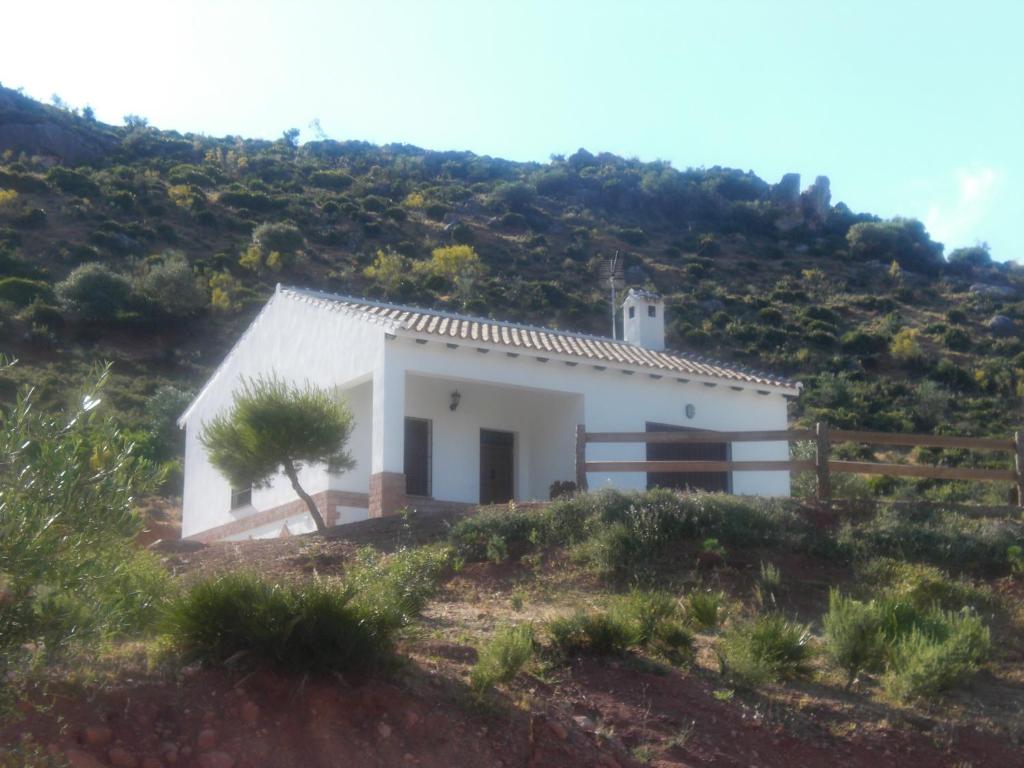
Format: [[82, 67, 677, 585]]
[[180, 292, 384, 539]]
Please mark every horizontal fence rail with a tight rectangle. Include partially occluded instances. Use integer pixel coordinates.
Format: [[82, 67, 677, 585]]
[[574, 422, 1024, 507]]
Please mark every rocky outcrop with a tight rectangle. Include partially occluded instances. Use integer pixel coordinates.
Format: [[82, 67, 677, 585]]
[[801, 176, 832, 223], [0, 86, 117, 164], [771, 173, 833, 229], [771, 173, 801, 206]]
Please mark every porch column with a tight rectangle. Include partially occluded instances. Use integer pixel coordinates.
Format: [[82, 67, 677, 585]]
[[369, 351, 406, 517]]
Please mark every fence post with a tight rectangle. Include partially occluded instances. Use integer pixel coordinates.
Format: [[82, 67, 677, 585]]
[[1015, 431, 1024, 509], [575, 424, 589, 492], [815, 421, 831, 501]]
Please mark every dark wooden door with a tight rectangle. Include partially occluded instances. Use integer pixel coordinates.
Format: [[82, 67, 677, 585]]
[[645, 422, 730, 493], [404, 417, 432, 496], [480, 429, 514, 504]]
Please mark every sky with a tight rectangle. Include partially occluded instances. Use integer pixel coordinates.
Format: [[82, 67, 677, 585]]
[[2, 1, 1022, 260]]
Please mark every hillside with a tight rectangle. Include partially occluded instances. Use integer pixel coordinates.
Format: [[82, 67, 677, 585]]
[[1, 85, 1023, 500]]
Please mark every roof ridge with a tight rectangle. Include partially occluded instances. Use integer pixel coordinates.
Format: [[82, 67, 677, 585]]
[[283, 285, 637, 346]]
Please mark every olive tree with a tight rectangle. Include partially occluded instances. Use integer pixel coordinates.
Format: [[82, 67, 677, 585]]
[[0, 362, 165, 670], [200, 375, 354, 532]]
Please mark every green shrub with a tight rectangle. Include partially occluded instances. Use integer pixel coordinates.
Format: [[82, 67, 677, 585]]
[[822, 590, 885, 688], [840, 330, 887, 355], [874, 599, 947, 645], [612, 589, 678, 645], [717, 614, 813, 689], [547, 610, 635, 656], [0, 277, 54, 308], [16, 301, 63, 330], [167, 164, 217, 187], [424, 202, 450, 221], [135, 252, 206, 318], [1009, 545, 1024, 578], [47, 167, 99, 197], [93, 549, 176, 638], [252, 221, 304, 255], [838, 508, 1022, 577], [650, 618, 695, 662], [943, 327, 971, 351], [575, 521, 651, 579], [686, 591, 723, 630], [448, 505, 544, 562], [946, 308, 968, 325], [453, 491, 814, 580], [343, 545, 450, 631], [882, 611, 990, 700], [165, 573, 391, 673], [55, 262, 132, 321], [309, 170, 354, 190], [470, 623, 534, 694], [846, 218, 944, 275], [860, 558, 994, 614]]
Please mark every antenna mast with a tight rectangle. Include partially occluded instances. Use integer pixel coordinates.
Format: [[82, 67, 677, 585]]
[[598, 251, 625, 339]]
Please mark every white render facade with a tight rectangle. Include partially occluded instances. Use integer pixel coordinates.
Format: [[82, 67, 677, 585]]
[[178, 286, 801, 542]]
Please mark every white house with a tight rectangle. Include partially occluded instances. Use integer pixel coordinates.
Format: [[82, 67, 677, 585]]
[[178, 286, 801, 542]]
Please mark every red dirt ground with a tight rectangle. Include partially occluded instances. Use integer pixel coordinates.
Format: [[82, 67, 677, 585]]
[[5, 508, 1023, 768], [6, 652, 1022, 768]]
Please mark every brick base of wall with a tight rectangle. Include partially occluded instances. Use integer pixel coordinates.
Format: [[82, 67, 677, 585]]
[[187, 489, 370, 543], [369, 471, 406, 517], [189, 480, 521, 543], [368, 471, 480, 517]]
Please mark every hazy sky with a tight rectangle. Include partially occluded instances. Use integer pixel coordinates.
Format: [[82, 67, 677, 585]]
[[2, 1, 1021, 259]]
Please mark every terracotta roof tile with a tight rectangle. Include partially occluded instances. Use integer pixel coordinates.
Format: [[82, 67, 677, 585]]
[[281, 287, 799, 390]]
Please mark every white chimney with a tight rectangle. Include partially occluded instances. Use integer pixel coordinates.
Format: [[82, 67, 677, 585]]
[[622, 288, 665, 350]]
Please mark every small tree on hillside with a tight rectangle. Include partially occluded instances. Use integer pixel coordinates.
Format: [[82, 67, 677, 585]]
[[424, 244, 485, 305], [364, 249, 409, 297], [200, 376, 354, 532]]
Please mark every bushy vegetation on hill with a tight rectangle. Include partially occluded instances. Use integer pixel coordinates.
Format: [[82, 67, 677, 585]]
[[1, 86, 1024, 499]]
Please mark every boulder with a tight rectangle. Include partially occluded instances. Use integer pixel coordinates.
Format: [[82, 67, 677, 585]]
[[987, 315, 1016, 337]]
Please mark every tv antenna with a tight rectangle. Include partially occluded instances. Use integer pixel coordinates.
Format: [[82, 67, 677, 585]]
[[598, 251, 625, 339]]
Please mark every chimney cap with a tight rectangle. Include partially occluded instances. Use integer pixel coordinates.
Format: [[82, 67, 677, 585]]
[[626, 288, 662, 301]]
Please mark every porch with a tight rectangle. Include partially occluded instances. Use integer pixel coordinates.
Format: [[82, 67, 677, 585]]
[[340, 370, 584, 518]]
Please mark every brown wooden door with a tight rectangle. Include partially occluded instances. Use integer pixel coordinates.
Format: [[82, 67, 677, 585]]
[[404, 418, 432, 497], [645, 422, 730, 493], [480, 429, 514, 504]]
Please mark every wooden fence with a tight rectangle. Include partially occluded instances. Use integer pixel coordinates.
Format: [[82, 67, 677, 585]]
[[574, 422, 1024, 507]]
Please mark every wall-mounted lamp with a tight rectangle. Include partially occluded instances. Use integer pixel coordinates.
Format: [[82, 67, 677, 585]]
[[685, 403, 696, 419], [450, 390, 461, 412]]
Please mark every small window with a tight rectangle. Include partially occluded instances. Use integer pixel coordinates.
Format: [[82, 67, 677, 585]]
[[230, 486, 252, 510], [628, 306, 636, 319], [648, 305, 657, 318]]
